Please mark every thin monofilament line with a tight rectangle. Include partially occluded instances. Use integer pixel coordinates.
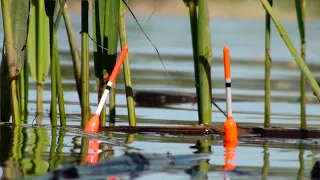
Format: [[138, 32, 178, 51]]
[[121, 0, 180, 93], [145, 0, 161, 23]]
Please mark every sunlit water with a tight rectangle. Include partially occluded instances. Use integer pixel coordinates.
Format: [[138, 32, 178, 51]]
[[0, 14, 320, 179]]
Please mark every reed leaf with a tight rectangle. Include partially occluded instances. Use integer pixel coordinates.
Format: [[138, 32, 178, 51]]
[[10, 0, 30, 73], [28, 0, 51, 123]]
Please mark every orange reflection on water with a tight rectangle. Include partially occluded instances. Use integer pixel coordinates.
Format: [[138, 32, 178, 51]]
[[222, 140, 237, 171]]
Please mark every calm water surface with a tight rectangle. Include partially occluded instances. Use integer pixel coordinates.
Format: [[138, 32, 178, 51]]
[[0, 14, 320, 179]]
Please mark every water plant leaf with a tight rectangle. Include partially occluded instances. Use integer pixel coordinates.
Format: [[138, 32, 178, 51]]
[[27, 0, 51, 82], [10, 0, 30, 72]]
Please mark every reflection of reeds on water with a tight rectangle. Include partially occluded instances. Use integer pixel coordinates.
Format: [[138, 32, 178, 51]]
[[261, 142, 269, 180], [297, 143, 305, 180]]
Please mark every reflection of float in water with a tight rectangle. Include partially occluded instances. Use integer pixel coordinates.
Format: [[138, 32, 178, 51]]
[[85, 139, 102, 164], [223, 140, 237, 171]]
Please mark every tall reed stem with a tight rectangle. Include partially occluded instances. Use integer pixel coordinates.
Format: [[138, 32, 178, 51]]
[[47, 0, 57, 126], [264, 0, 272, 128], [19, 61, 29, 118], [54, 34, 67, 127], [120, 0, 136, 126], [295, 0, 306, 128], [60, 0, 82, 102], [107, 0, 120, 126], [261, 0, 320, 101], [184, 0, 201, 123], [101, 0, 110, 126], [36, 0, 45, 124], [81, 0, 90, 127], [1, 0, 21, 124], [197, 0, 212, 124]]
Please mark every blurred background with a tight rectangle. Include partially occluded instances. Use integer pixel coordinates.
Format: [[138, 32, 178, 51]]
[[65, 0, 320, 20]]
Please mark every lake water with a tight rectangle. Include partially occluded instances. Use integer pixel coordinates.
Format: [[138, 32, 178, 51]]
[[0, 13, 320, 179]]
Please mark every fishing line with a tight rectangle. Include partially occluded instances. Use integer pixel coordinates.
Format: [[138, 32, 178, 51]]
[[122, 0, 227, 117], [145, 0, 161, 23]]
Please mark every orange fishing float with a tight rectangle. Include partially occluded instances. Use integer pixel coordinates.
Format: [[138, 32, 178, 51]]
[[223, 46, 238, 142], [84, 45, 129, 133]]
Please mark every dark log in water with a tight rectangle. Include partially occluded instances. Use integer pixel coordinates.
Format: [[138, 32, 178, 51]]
[[100, 125, 320, 139], [134, 91, 226, 107]]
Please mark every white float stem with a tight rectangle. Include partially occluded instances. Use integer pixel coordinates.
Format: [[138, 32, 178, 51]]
[[95, 81, 113, 115], [225, 78, 232, 117]]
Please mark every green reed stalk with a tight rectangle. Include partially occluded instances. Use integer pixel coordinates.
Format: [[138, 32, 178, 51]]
[[55, 39, 67, 127], [0, 47, 11, 122], [197, 0, 212, 125], [261, 0, 320, 101], [100, 0, 110, 126], [107, 0, 120, 126], [18, 68, 26, 114], [51, 5, 67, 127], [92, 0, 108, 126], [81, 0, 90, 127], [120, 0, 136, 126], [46, 0, 58, 126], [60, 0, 82, 102], [184, 0, 201, 122], [19, 61, 29, 117], [36, 0, 45, 124], [1, 0, 21, 124], [295, 0, 306, 128], [264, 0, 272, 128]]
